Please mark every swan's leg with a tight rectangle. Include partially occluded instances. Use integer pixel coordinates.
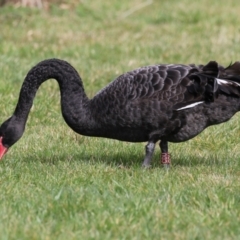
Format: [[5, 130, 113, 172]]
[[142, 141, 156, 168], [160, 140, 170, 168]]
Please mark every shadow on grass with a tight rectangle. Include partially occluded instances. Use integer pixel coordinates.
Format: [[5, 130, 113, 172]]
[[20, 151, 143, 168], [17, 151, 233, 169]]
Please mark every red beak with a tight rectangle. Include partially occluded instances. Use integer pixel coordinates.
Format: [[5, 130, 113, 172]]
[[0, 137, 8, 160]]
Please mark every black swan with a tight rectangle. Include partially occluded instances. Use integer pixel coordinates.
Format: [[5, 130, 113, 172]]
[[1, 59, 240, 167]]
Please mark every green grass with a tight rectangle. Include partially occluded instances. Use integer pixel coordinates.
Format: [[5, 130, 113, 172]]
[[1, 0, 240, 239]]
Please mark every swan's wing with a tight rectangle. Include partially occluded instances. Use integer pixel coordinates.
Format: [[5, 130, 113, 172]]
[[91, 62, 220, 127], [94, 62, 218, 106]]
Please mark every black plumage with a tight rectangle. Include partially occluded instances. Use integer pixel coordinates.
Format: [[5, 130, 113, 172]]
[[1, 59, 240, 167]]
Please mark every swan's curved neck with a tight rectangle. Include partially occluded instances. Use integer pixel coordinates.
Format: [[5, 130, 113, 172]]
[[14, 59, 94, 134]]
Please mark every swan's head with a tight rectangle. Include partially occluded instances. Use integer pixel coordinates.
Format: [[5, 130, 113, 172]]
[[0, 116, 24, 160]]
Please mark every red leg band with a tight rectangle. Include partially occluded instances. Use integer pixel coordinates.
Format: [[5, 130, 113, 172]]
[[161, 153, 170, 164]]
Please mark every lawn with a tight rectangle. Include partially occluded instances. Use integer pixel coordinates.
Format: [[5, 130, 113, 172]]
[[0, 0, 240, 239]]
